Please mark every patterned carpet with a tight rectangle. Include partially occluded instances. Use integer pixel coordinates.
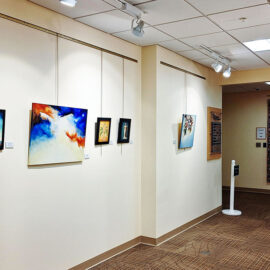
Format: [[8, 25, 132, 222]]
[[92, 191, 270, 270]]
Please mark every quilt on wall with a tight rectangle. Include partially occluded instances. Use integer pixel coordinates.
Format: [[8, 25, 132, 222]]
[[28, 103, 88, 165]]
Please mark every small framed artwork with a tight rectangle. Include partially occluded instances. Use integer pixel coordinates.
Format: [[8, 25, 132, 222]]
[[179, 114, 196, 149], [95, 117, 111, 145], [256, 127, 266, 140], [0, 110, 5, 150], [117, 118, 131, 144]]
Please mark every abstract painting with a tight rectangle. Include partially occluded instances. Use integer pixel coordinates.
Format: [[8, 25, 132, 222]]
[[95, 117, 111, 145], [179, 114, 196, 149], [0, 110, 5, 150], [28, 103, 88, 165], [117, 118, 131, 144]]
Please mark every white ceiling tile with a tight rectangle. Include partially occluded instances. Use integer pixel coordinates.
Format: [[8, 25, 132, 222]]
[[77, 10, 132, 34], [179, 50, 208, 60], [210, 43, 251, 57], [114, 27, 172, 46], [208, 5, 270, 30], [158, 40, 192, 52], [128, 0, 155, 4], [229, 52, 268, 70], [229, 24, 270, 42], [102, 0, 123, 9], [256, 51, 270, 63], [156, 17, 221, 38], [181, 32, 236, 49], [136, 0, 200, 25], [195, 58, 213, 67], [30, 0, 114, 18], [186, 0, 265, 15]]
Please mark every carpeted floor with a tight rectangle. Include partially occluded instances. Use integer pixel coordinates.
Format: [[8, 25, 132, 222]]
[[92, 191, 270, 270]]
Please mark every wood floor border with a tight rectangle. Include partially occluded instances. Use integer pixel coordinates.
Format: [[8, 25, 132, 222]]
[[223, 186, 270, 194], [70, 206, 221, 270]]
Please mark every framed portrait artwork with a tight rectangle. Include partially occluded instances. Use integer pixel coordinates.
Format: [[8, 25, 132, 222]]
[[28, 103, 88, 165], [0, 109, 6, 150], [95, 117, 111, 145], [179, 114, 196, 149], [117, 118, 131, 143]]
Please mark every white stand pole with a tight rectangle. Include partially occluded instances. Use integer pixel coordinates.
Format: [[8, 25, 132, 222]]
[[222, 160, 242, 216]]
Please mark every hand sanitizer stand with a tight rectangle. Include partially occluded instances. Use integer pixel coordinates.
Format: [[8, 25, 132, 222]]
[[222, 160, 242, 216]]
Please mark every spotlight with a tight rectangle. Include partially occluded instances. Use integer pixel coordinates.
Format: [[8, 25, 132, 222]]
[[211, 62, 223, 73], [59, 0, 77, 7], [223, 66, 231, 78], [131, 19, 144, 37]]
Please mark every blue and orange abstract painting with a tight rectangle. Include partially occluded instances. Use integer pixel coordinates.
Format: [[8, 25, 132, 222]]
[[28, 103, 88, 165]]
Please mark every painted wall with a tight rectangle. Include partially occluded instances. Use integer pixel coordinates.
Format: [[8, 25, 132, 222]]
[[156, 47, 222, 237], [0, 10, 141, 270], [141, 46, 157, 238], [141, 46, 222, 238], [223, 90, 270, 190]]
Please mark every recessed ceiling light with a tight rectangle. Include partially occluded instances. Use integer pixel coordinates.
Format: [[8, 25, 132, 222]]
[[59, 0, 77, 7], [244, 39, 270, 52], [265, 82, 270, 85]]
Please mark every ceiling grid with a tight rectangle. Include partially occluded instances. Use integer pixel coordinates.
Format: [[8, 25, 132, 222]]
[[30, 0, 270, 70]]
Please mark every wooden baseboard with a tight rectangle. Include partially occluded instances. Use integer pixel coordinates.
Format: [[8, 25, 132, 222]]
[[156, 206, 222, 245], [69, 236, 141, 270], [223, 186, 270, 195], [141, 236, 156, 246], [70, 206, 222, 270]]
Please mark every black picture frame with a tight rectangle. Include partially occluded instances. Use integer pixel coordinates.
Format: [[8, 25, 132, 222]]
[[117, 118, 131, 144], [95, 117, 111, 145], [0, 109, 6, 150]]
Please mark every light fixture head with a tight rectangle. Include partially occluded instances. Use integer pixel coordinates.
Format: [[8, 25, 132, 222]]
[[131, 18, 144, 37], [223, 66, 231, 78], [59, 0, 77, 7], [265, 82, 270, 85], [211, 62, 223, 73], [244, 39, 270, 52]]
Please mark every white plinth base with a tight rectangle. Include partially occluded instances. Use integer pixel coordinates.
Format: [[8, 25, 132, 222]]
[[222, 209, 242, 216]]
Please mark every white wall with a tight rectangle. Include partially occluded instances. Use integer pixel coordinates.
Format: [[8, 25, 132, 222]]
[[141, 46, 222, 238], [0, 17, 141, 270], [156, 47, 222, 237]]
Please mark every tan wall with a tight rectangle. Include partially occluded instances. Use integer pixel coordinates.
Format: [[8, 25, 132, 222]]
[[223, 90, 270, 190], [219, 67, 270, 86]]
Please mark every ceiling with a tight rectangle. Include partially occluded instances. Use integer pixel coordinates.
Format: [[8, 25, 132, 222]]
[[223, 82, 270, 93], [29, 0, 270, 71]]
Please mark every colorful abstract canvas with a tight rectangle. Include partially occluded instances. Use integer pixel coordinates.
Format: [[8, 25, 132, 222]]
[[117, 118, 131, 143], [0, 110, 5, 150], [179, 114, 196, 149], [95, 118, 111, 145], [28, 103, 88, 165]]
